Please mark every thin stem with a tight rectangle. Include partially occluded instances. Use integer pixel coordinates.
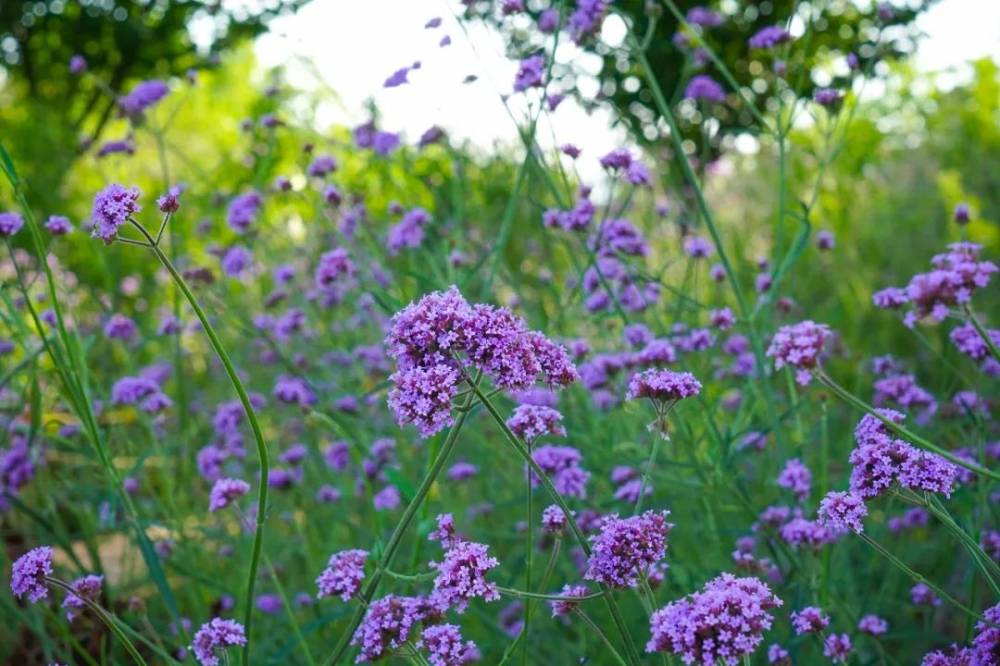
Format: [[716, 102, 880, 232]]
[[496, 586, 605, 602], [816, 372, 1000, 481], [325, 386, 478, 665], [44, 577, 147, 665], [633, 429, 662, 516], [523, 442, 533, 666], [129, 219, 270, 666], [858, 534, 985, 623], [576, 610, 630, 666]]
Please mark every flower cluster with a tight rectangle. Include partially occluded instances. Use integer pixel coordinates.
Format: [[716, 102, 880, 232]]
[[647, 573, 782, 664], [385, 286, 577, 437], [191, 617, 247, 666], [316, 549, 368, 601], [585, 510, 672, 588], [766, 321, 831, 385]]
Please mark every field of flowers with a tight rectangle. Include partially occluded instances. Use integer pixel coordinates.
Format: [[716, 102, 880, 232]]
[[1, 1, 999, 665]]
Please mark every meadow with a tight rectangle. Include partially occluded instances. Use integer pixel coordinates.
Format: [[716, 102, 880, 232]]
[[1, 1, 999, 665]]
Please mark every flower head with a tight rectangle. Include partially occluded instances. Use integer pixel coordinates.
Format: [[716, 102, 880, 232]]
[[430, 540, 500, 613], [316, 549, 368, 601], [92, 184, 140, 243], [11, 546, 53, 602], [647, 573, 782, 664], [0, 212, 24, 237], [208, 478, 250, 512], [62, 574, 103, 621], [818, 491, 867, 533], [119, 80, 169, 115], [550, 584, 589, 616], [191, 618, 247, 666], [418, 624, 479, 666], [766, 321, 831, 384], [791, 606, 830, 634], [585, 510, 672, 588]]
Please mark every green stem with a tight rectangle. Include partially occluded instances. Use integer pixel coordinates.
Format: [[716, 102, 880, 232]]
[[576, 610, 630, 666], [496, 586, 605, 602], [816, 372, 1000, 480], [45, 577, 147, 665], [633, 428, 662, 516], [858, 534, 985, 623], [129, 220, 270, 666], [325, 387, 478, 665], [523, 443, 533, 666]]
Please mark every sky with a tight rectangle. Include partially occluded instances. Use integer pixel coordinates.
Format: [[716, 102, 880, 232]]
[[252, 0, 1000, 158]]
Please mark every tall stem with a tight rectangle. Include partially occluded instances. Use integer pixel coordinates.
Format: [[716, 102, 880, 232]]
[[325, 387, 478, 665], [130, 220, 269, 666], [45, 577, 147, 665]]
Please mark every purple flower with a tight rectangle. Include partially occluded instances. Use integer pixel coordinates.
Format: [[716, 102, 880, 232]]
[[191, 618, 246, 666], [315, 247, 355, 287], [873, 287, 909, 309], [418, 624, 479, 666], [626, 369, 702, 404], [954, 202, 971, 225], [530, 445, 590, 498], [749, 25, 792, 49], [387, 207, 432, 255], [373, 485, 402, 511], [911, 582, 941, 607], [550, 584, 588, 616], [776, 458, 812, 502], [824, 634, 852, 663], [429, 513, 457, 548], [585, 510, 672, 588], [44, 215, 73, 235], [221, 245, 252, 277], [684, 75, 726, 103], [316, 485, 341, 503], [69, 55, 87, 74], [858, 614, 888, 635], [91, 184, 140, 243], [273, 375, 316, 407], [506, 404, 565, 441], [384, 66, 411, 88], [316, 549, 368, 601], [0, 212, 24, 237], [541, 504, 570, 534], [814, 88, 842, 107], [647, 573, 782, 664], [157, 187, 181, 213], [388, 363, 461, 437], [308, 154, 338, 177], [766, 321, 831, 385], [208, 478, 250, 512], [514, 55, 545, 92], [818, 491, 867, 533], [447, 461, 478, 481], [10, 546, 53, 602], [568, 0, 609, 43], [430, 540, 500, 612], [816, 230, 835, 250], [768, 644, 790, 664], [372, 131, 400, 156], [779, 517, 838, 550], [538, 8, 560, 33], [351, 595, 434, 662], [226, 191, 262, 233], [62, 574, 103, 621], [686, 6, 723, 27], [791, 606, 830, 634], [119, 80, 169, 115]]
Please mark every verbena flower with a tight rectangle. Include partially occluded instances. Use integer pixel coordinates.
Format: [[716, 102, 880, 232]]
[[418, 623, 479, 666], [10, 546, 53, 602], [824, 634, 853, 663], [316, 549, 368, 601], [530, 445, 590, 498], [92, 184, 140, 243], [226, 191, 262, 233], [766, 321, 831, 384], [208, 478, 250, 512], [568, 0, 609, 43], [506, 404, 566, 441], [647, 573, 782, 664], [221, 245, 252, 277], [550, 584, 588, 616], [430, 540, 500, 612], [748, 25, 792, 49], [541, 504, 570, 534], [191, 617, 246, 666], [119, 80, 169, 115], [44, 215, 73, 235], [315, 247, 355, 287], [858, 614, 889, 635], [684, 75, 725, 103], [776, 458, 812, 502], [62, 574, 103, 621], [0, 212, 24, 237], [791, 606, 830, 634], [513, 55, 545, 92], [352, 595, 436, 662], [910, 583, 941, 607], [626, 369, 701, 404], [373, 485, 401, 511], [818, 491, 867, 533], [585, 510, 672, 588]]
